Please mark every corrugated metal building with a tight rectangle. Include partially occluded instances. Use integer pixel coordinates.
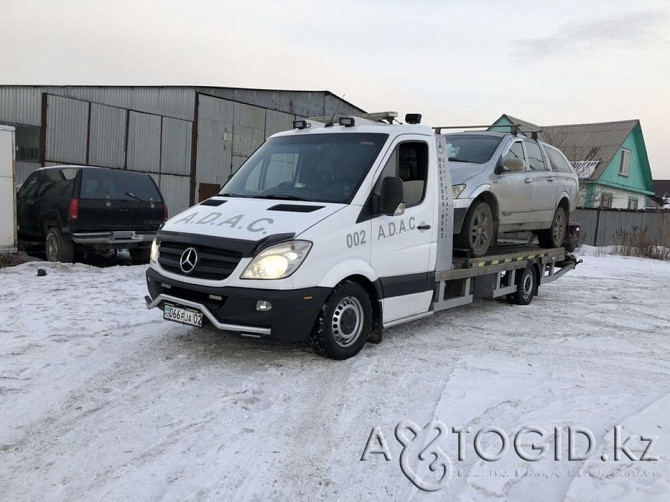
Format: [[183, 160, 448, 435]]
[[0, 86, 365, 215]]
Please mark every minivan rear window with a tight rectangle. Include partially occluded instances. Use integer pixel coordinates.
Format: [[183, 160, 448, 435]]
[[80, 169, 162, 201]]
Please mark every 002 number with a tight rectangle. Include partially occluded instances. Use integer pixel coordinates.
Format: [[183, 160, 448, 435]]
[[346, 230, 367, 248]]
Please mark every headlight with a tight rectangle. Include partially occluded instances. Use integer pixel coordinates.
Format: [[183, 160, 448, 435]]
[[150, 237, 159, 263], [241, 240, 312, 280], [452, 184, 466, 199]]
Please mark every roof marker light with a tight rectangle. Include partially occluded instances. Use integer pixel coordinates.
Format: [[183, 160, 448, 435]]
[[405, 114, 422, 124], [293, 120, 310, 130], [339, 117, 355, 127]]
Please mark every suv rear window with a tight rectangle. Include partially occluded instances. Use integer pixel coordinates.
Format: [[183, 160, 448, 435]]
[[80, 169, 162, 201], [444, 135, 503, 164]]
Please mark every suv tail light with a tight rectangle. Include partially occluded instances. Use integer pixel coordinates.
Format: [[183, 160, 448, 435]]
[[68, 198, 80, 220], [163, 203, 169, 221]]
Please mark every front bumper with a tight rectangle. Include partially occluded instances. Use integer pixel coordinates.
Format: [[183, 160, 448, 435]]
[[145, 267, 330, 341], [71, 231, 155, 245]]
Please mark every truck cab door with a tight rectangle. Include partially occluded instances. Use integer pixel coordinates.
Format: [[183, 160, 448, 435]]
[[368, 138, 436, 324]]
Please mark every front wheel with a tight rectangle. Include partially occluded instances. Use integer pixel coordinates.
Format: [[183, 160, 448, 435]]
[[455, 201, 494, 257], [310, 281, 372, 360], [45, 227, 75, 263], [538, 206, 567, 248]]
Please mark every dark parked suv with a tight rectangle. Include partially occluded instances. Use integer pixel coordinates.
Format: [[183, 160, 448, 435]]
[[17, 165, 167, 263]]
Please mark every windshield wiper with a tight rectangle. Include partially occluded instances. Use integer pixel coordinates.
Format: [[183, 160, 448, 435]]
[[255, 194, 309, 201], [448, 157, 470, 163], [125, 191, 146, 201], [219, 192, 247, 198]]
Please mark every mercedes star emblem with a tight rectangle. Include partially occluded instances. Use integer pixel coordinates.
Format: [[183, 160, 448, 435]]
[[179, 247, 198, 274]]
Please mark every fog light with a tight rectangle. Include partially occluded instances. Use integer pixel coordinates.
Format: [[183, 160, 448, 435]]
[[256, 300, 272, 312]]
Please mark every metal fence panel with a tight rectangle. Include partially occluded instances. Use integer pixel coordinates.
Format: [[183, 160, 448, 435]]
[[195, 88, 365, 118], [0, 87, 42, 126], [16, 161, 40, 186], [573, 209, 599, 246], [597, 211, 663, 246], [42, 86, 195, 121], [89, 103, 126, 168], [127, 111, 161, 173], [46, 95, 88, 164], [232, 102, 265, 159], [265, 109, 295, 138], [159, 174, 190, 216], [161, 117, 192, 175], [574, 208, 670, 247], [196, 94, 234, 187]]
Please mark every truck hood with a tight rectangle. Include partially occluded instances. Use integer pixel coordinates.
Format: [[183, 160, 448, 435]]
[[449, 161, 490, 185], [161, 197, 345, 241]]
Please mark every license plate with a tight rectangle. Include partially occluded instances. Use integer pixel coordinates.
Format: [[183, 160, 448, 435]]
[[163, 304, 203, 327]]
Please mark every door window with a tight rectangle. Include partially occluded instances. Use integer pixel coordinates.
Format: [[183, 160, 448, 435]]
[[373, 142, 428, 207], [524, 141, 548, 171], [38, 169, 77, 199], [502, 141, 525, 166]]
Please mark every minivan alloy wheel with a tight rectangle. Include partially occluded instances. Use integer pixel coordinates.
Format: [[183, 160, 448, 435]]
[[468, 202, 493, 256]]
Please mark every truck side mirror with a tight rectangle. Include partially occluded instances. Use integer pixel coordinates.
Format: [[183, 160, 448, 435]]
[[381, 176, 405, 216]]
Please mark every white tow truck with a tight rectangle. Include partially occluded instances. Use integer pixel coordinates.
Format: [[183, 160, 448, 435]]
[[145, 113, 578, 359]]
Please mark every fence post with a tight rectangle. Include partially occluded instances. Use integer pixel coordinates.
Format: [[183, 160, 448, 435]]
[[593, 207, 600, 247]]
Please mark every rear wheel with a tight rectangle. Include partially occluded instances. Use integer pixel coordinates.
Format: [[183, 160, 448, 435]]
[[45, 227, 75, 263], [538, 206, 567, 248], [506, 265, 537, 305], [310, 281, 372, 360], [455, 201, 493, 257]]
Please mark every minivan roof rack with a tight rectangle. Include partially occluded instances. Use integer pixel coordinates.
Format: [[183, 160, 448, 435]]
[[433, 124, 542, 137]]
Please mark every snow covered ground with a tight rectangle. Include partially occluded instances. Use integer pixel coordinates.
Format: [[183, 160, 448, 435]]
[[1, 251, 669, 501]]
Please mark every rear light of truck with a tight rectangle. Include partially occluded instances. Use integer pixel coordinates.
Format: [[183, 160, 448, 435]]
[[163, 203, 169, 220], [68, 198, 80, 220]]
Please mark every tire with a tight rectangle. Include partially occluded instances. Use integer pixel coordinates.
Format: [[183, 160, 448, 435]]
[[129, 247, 151, 265], [310, 281, 372, 360], [455, 201, 494, 257], [45, 227, 75, 263], [506, 265, 537, 305], [538, 206, 567, 248]]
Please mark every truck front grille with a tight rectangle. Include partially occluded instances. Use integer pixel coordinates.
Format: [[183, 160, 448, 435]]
[[158, 241, 243, 281]]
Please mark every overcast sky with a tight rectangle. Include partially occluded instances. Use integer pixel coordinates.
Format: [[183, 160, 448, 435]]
[[2, 0, 669, 179]]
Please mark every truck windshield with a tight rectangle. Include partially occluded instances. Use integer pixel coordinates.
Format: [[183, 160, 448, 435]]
[[221, 133, 388, 203], [444, 134, 503, 164]]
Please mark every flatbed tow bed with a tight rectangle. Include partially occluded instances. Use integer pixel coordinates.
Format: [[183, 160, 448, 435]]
[[430, 245, 578, 314]]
